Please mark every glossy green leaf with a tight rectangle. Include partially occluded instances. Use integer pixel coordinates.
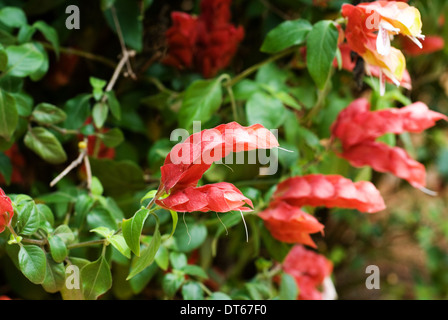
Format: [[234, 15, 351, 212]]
[[246, 91, 287, 129], [0, 89, 18, 141], [154, 246, 169, 271], [16, 201, 40, 236], [92, 102, 108, 129], [18, 245, 47, 284], [182, 281, 204, 300], [109, 235, 131, 259], [127, 224, 161, 280], [97, 128, 124, 148], [81, 255, 113, 300], [63, 94, 91, 130], [33, 21, 60, 57], [306, 20, 339, 89], [24, 127, 67, 164], [0, 7, 27, 28], [181, 265, 208, 279], [105, 91, 121, 120], [42, 254, 65, 293], [48, 235, 68, 263], [279, 273, 298, 300], [31, 103, 67, 125], [5, 43, 45, 78], [122, 208, 149, 257], [178, 77, 223, 129], [162, 272, 184, 298], [261, 19, 312, 53]]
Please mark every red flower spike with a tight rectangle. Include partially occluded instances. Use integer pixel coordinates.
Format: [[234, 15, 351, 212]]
[[331, 99, 446, 188], [341, 140, 426, 188], [258, 202, 324, 248], [272, 174, 386, 214], [332, 98, 448, 149], [160, 122, 278, 194], [283, 245, 333, 300], [0, 188, 14, 233], [163, 0, 244, 78], [156, 182, 253, 213]]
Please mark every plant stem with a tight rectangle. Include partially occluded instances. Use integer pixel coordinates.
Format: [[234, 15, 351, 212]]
[[40, 42, 116, 68]]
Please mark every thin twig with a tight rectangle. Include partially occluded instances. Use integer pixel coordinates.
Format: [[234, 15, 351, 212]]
[[83, 154, 93, 192], [110, 6, 136, 80], [50, 139, 88, 187]]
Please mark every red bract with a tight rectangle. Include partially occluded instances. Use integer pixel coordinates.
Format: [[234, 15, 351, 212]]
[[401, 35, 445, 56], [163, 0, 244, 78], [258, 202, 324, 248], [156, 182, 253, 213], [0, 188, 14, 233], [341, 141, 426, 188], [272, 174, 386, 214], [282, 245, 333, 300], [332, 98, 447, 149], [162, 12, 198, 70], [332, 98, 447, 188], [160, 122, 278, 194]]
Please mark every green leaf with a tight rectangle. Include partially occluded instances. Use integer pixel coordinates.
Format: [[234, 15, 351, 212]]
[[81, 255, 113, 300], [18, 245, 46, 284], [154, 246, 169, 271], [168, 210, 178, 239], [122, 208, 149, 256], [92, 102, 108, 129], [0, 89, 18, 141], [5, 43, 45, 78], [24, 127, 67, 164], [90, 77, 107, 101], [105, 91, 121, 120], [140, 190, 157, 204], [33, 21, 60, 57], [11, 91, 33, 117], [279, 273, 298, 300], [162, 272, 184, 298], [97, 128, 124, 148], [87, 207, 118, 231], [42, 254, 65, 293], [29, 42, 49, 81], [90, 226, 114, 239], [208, 292, 232, 300], [89, 159, 146, 197], [90, 176, 104, 196], [31, 103, 67, 125], [48, 235, 68, 263], [0, 7, 27, 28], [174, 218, 207, 253], [170, 251, 187, 270], [178, 77, 223, 129], [181, 265, 208, 279], [306, 20, 339, 90], [16, 201, 40, 236], [261, 19, 312, 53], [109, 235, 131, 259], [182, 282, 204, 300], [246, 91, 287, 129], [63, 94, 91, 130], [127, 225, 161, 280], [53, 225, 76, 245], [0, 48, 7, 72]]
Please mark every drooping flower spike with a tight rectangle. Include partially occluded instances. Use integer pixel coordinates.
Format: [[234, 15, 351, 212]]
[[341, 1, 424, 95], [259, 174, 385, 248], [271, 174, 386, 214], [160, 122, 279, 194], [0, 188, 14, 233], [331, 98, 447, 189], [282, 245, 334, 300], [258, 202, 324, 248]]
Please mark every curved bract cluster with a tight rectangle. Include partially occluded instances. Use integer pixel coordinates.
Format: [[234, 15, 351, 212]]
[[331, 98, 447, 188], [341, 1, 424, 94], [0, 188, 13, 233]]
